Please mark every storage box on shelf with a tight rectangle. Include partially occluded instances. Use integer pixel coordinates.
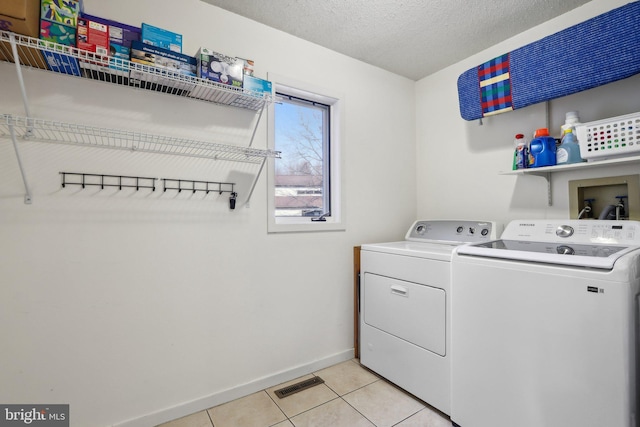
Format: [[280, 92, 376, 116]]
[[243, 75, 272, 96], [79, 13, 140, 73], [575, 111, 640, 160], [39, 0, 83, 75], [80, 13, 141, 49], [196, 47, 244, 88], [0, 0, 41, 36], [0, 0, 47, 69], [40, 0, 83, 29], [141, 23, 182, 53], [76, 17, 109, 56], [129, 40, 196, 94]]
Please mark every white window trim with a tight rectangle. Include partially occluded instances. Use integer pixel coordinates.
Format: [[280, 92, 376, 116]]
[[266, 73, 345, 233]]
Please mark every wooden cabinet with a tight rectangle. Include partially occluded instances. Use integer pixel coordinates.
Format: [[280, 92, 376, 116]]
[[353, 245, 361, 358]]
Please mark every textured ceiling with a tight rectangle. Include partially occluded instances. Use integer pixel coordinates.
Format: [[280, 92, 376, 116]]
[[200, 0, 592, 80]]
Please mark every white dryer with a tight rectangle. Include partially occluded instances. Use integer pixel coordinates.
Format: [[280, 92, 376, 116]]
[[451, 220, 640, 427], [360, 220, 500, 415]]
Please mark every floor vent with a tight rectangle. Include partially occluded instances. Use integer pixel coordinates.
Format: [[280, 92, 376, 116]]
[[274, 376, 325, 399]]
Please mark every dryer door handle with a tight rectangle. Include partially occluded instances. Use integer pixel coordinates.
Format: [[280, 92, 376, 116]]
[[390, 285, 408, 297]]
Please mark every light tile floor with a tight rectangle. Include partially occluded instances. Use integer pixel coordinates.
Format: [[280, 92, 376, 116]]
[[157, 359, 452, 427]]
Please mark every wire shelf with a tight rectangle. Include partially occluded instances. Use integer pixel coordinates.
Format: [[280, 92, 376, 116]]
[[0, 114, 280, 163], [0, 30, 274, 111]]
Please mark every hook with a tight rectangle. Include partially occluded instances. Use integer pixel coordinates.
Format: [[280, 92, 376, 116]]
[[229, 191, 237, 210]]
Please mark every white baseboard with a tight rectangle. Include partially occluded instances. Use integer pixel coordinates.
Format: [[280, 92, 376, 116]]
[[113, 348, 354, 427]]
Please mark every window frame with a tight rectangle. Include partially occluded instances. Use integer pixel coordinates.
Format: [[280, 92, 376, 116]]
[[266, 73, 345, 233]]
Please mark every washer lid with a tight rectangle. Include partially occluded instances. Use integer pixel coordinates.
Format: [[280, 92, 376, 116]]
[[456, 239, 637, 269]]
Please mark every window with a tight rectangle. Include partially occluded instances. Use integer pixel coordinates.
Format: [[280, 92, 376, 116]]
[[274, 94, 329, 218], [267, 74, 344, 233]]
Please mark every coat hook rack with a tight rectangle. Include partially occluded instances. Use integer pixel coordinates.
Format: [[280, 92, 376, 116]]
[[60, 172, 157, 191], [59, 173, 238, 209], [161, 178, 235, 195], [162, 178, 237, 209]]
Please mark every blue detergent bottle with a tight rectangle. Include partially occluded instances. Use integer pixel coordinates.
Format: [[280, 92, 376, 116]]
[[528, 128, 556, 168], [556, 128, 584, 164]]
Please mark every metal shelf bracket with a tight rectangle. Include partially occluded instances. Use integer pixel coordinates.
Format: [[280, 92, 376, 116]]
[[9, 122, 32, 204]]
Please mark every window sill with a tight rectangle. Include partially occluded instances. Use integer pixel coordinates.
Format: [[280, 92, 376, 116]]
[[267, 219, 346, 234]]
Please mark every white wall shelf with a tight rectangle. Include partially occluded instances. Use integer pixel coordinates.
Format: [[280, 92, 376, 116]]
[[500, 155, 640, 177], [500, 155, 640, 206], [0, 31, 279, 206], [0, 114, 280, 164], [0, 30, 275, 111]]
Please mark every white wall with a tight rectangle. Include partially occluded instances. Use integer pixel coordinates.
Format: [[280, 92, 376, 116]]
[[416, 0, 640, 224], [0, 1, 416, 425]]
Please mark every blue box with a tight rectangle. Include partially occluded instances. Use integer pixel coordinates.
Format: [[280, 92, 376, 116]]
[[130, 40, 195, 76], [141, 23, 182, 53], [243, 75, 272, 96], [108, 43, 129, 71], [129, 40, 196, 94], [42, 46, 80, 75]]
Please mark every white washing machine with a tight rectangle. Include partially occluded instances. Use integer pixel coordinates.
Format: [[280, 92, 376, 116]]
[[360, 220, 500, 415], [451, 220, 640, 427]]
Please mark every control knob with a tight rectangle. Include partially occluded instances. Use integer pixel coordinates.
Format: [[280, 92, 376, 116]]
[[556, 225, 574, 238], [557, 245, 575, 255]]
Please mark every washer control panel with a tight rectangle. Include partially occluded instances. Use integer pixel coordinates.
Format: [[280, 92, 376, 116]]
[[501, 220, 640, 245], [406, 220, 501, 243]]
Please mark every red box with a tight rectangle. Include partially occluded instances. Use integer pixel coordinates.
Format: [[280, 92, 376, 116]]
[[76, 17, 108, 55]]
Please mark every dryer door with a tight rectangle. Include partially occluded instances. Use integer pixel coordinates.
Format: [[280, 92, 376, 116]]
[[363, 273, 446, 356]]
